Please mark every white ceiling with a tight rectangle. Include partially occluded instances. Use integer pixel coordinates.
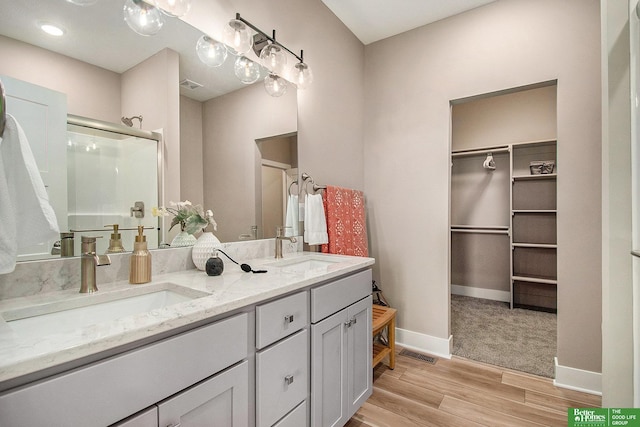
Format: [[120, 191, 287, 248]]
[[321, 0, 497, 45]]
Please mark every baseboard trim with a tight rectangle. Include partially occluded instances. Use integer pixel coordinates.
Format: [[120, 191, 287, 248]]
[[395, 328, 452, 359], [451, 284, 510, 302], [554, 357, 602, 395]]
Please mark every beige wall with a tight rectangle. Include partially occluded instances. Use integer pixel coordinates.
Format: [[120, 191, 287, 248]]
[[202, 83, 297, 242], [180, 95, 205, 207], [122, 49, 181, 242], [452, 84, 558, 150], [364, 0, 602, 373], [0, 35, 121, 121]]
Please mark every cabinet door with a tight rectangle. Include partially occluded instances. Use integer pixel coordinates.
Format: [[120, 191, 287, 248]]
[[346, 296, 372, 419], [157, 361, 249, 427], [111, 407, 158, 427], [311, 308, 349, 427]]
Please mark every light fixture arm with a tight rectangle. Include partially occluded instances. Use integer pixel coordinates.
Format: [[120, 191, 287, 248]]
[[235, 13, 304, 63]]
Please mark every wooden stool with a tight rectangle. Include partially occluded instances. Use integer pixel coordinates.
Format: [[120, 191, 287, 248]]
[[372, 304, 396, 370]]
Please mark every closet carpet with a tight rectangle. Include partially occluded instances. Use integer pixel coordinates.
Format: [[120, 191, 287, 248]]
[[451, 294, 556, 378]]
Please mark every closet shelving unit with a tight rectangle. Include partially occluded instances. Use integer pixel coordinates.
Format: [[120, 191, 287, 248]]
[[510, 139, 557, 312], [450, 139, 557, 312]]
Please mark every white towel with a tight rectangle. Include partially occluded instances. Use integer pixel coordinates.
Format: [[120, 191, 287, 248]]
[[285, 194, 299, 237], [0, 114, 60, 274], [304, 193, 328, 245]]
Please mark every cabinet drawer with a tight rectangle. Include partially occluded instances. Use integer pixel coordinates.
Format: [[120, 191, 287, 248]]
[[311, 269, 371, 323], [111, 406, 157, 427], [273, 400, 308, 427], [256, 290, 308, 349], [256, 329, 309, 427], [0, 313, 248, 427]]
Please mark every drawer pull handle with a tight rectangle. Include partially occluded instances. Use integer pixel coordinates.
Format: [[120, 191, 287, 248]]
[[345, 317, 358, 328], [167, 423, 181, 427], [285, 375, 294, 385], [284, 314, 294, 323]]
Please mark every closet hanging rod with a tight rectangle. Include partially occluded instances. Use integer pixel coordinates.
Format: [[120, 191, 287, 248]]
[[451, 146, 510, 158], [0, 78, 6, 137]]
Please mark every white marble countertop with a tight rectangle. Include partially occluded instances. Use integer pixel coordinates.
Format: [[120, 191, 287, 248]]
[[0, 252, 374, 389]]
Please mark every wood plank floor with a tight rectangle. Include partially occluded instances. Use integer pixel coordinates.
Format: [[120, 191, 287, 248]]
[[346, 347, 601, 427]]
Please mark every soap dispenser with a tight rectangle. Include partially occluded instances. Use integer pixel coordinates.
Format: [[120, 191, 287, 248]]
[[129, 226, 151, 284], [105, 224, 126, 253]]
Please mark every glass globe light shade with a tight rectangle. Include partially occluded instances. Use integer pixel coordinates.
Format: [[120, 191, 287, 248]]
[[66, 0, 99, 6], [234, 56, 261, 84], [223, 19, 252, 56], [291, 62, 313, 89], [264, 73, 288, 97], [152, 0, 191, 17], [196, 35, 228, 67], [259, 43, 287, 76], [123, 0, 164, 36]]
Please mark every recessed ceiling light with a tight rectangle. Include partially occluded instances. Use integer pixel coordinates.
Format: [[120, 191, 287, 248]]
[[39, 22, 65, 37]]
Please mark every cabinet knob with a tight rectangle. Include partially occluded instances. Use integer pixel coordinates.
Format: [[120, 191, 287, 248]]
[[285, 374, 294, 385], [284, 314, 294, 323], [344, 317, 357, 328]]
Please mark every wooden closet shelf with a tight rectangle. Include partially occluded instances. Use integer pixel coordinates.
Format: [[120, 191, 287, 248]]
[[512, 173, 557, 181], [512, 243, 557, 249]]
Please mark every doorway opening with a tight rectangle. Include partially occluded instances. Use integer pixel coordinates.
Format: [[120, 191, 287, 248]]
[[256, 132, 297, 239], [449, 81, 558, 378]]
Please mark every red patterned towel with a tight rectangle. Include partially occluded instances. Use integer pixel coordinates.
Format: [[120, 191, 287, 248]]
[[321, 185, 369, 257]]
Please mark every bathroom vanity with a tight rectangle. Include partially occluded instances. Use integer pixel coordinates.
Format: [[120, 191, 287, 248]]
[[0, 252, 374, 427]]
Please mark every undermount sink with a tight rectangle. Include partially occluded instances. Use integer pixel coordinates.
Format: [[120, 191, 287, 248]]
[[1, 283, 209, 339], [266, 256, 344, 273]]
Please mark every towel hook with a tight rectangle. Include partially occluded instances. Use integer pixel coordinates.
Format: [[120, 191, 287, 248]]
[[288, 180, 298, 196]]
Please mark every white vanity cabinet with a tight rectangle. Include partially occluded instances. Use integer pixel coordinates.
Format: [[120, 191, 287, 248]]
[[255, 291, 309, 427], [0, 313, 249, 427], [310, 270, 372, 427]]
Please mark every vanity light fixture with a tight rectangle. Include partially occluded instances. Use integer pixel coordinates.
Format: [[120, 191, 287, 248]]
[[152, 0, 191, 17], [264, 73, 288, 97], [196, 35, 228, 68], [234, 56, 261, 85], [222, 17, 253, 56], [229, 13, 313, 94], [123, 0, 165, 37]]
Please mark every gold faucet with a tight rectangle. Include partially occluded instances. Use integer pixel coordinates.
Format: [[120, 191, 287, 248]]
[[80, 236, 111, 293], [275, 226, 297, 259]]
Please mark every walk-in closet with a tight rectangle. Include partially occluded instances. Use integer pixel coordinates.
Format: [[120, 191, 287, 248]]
[[449, 83, 558, 377]]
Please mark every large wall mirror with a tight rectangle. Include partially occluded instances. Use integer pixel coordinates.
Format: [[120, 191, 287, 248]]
[[0, 0, 298, 261]]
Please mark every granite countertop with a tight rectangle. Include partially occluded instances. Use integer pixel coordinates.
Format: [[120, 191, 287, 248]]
[[0, 252, 374, 389]]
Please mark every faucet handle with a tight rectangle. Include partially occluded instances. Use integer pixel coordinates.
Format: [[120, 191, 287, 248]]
[[276, 226, 292, 238]]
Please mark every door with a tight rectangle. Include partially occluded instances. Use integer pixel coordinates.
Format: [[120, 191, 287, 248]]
[[1, 75, 67, 261], [157, 361, 249, 427], [311, 308, 349, 427], [346, 296, 372, 419]]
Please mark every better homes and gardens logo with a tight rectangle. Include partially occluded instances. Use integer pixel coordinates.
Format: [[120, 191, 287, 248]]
[[568, 408, 640, 427]]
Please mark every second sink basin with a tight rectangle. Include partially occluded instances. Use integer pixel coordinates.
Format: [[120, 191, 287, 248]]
[[1, 283, 210, 339]]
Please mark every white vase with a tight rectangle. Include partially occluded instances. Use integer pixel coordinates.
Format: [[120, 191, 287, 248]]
[[171, 230, 198, 248], [191, 231, 222, 271]]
